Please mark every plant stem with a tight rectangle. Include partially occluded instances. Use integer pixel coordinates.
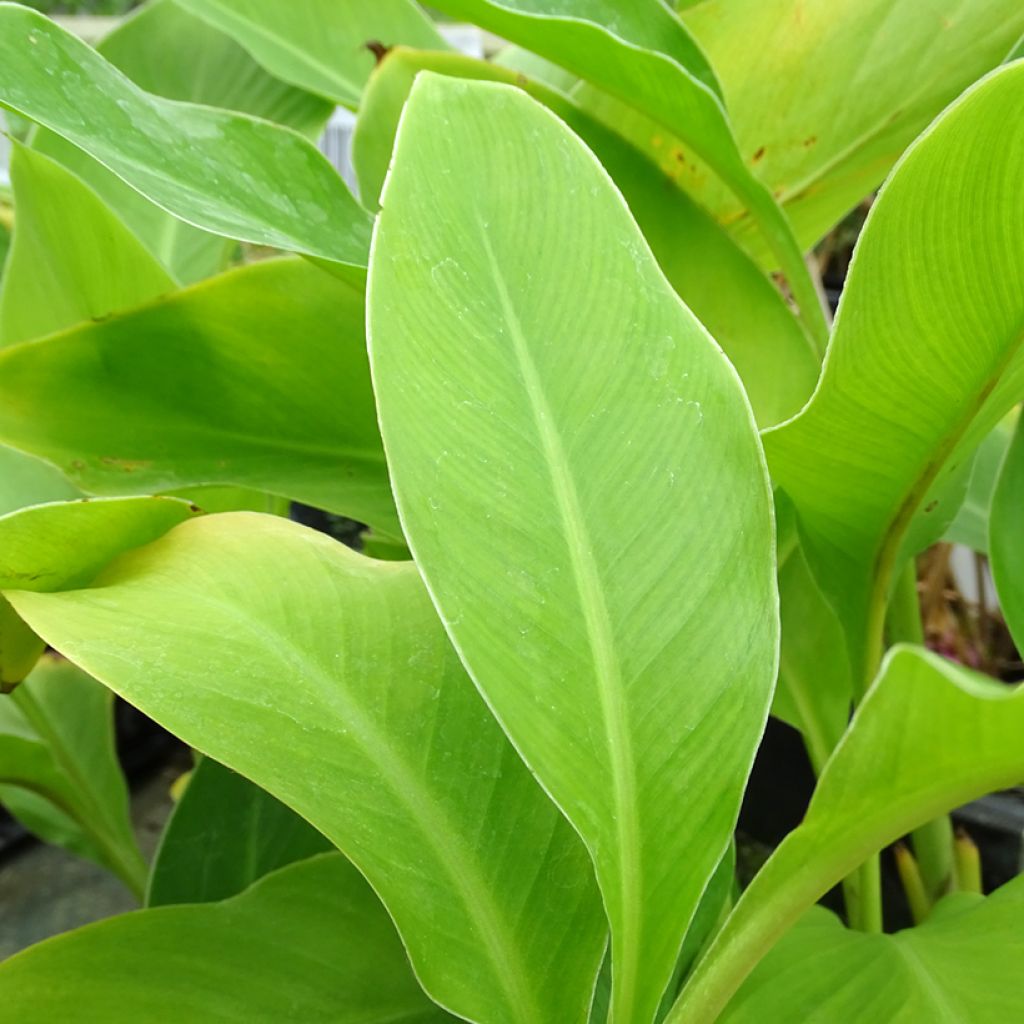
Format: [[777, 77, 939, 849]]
[[854, 855, 883, 932], [887, 560, 955, 900], [954, 829, 983, 893], [11, 687, 146, 899], [894, 843, 930, 924]]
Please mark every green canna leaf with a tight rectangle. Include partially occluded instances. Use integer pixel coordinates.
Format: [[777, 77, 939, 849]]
[[0, 143, 173, 347], [765, 62, 1024, 687], [668, 646, 1024, 1023], [0, 853, 456, 1023], [177, 0, 449, 107], [718, 879, 1024, 1022], [147, 756, 331, 907], [428, 0, 829, 350], [368, 75, 777, 1024], [0, 4, 371, 271], [0, 656, 144, 893], [681, 0, 1024, 259], [0, 258, 399, 536], [354, 48, 817, 426], [27, 0, 335, 284], [4, 512, 607, 1024]]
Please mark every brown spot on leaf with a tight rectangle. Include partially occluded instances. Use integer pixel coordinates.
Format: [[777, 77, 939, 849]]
[[925, 500, 938, 513], [752, 146, 766, 163], [365, 40, 391, 64], [803, 136, 817, 147], [99, 456, 153, 472]]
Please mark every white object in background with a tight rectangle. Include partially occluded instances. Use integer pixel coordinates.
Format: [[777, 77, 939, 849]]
[[438, 23, 486, 58], [950, 543, 1001, 609]]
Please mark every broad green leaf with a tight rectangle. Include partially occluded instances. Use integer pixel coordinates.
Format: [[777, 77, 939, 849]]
[[990, 413, 1024, 651], [178, 0, 448, 107], [0, 495, 199, 593], [0, 4, 371, 270], [368, 76, 777, 1024], [355, 50, 815, 423], [428, 0, 829, 350], [148, 756, 331, 907], [719, 881, 1024, 1022], [772, 543, 851, 773], [100, 0, 333, 137], [0, 655, 144, 893], [0, 445, 80, 517], [765, 63, 1024, 687], [0, 853, 454, 1023], [0, 258, 399, 536], [0, 598, 43, 689], [944, 412, 1017, 552], [681, 0, 1024, 259], [6, 513, 606, 1024], [0, 143, 173, 347], [668, 646, 1024, 1024], [0, 445, 80, 685], [29, 0, 335, 284]]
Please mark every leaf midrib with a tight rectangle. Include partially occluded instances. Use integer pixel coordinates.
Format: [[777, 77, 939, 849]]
[[479, 227, 643, 1014], [867, 321, 1024, 673], [179, 582, 545, 1024]]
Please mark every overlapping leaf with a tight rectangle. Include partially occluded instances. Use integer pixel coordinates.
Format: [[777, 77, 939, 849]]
[[0, 258, 399, 535], [0, 853, 455, 1023], [0, 5, 370, 270], [0, 143, 173, 347], [355, 49, 816, 425], [5, 512, 606, 1024], [178, 0, 448, 107], [0, 656, 144, 893], [369, 76, 776, 1024], [428, 0, 829, 349], [719, 880, 1024, 1023], [29, 0, 335, 283], [668, 646, 1024, 1023], [765, 62, 1024, 685], [148, 756, 331, 907], [681, 0, 1024, 258]]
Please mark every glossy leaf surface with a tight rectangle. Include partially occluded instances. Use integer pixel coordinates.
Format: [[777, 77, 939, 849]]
[[765, 63, 1024, 684], [0, 655, 143, 891], [369, 76, 776, 1024], [670, 646, 1024, 1023], [30, 0, 333, 284], [720, 880, 1024, 1022], [428, 0, 828, 349], [148, 756, 331, 907], [990, 414, 1024, 650], [45, 0, 336, 283], [6, 513, 606, 1024], [0, 259, 399, 535], [178, 0, 448, 107], [0, 143, 173, 347], [0, 853, 454, 1023], [355, 49, 816, 425], [0, 5, 371, 269]]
